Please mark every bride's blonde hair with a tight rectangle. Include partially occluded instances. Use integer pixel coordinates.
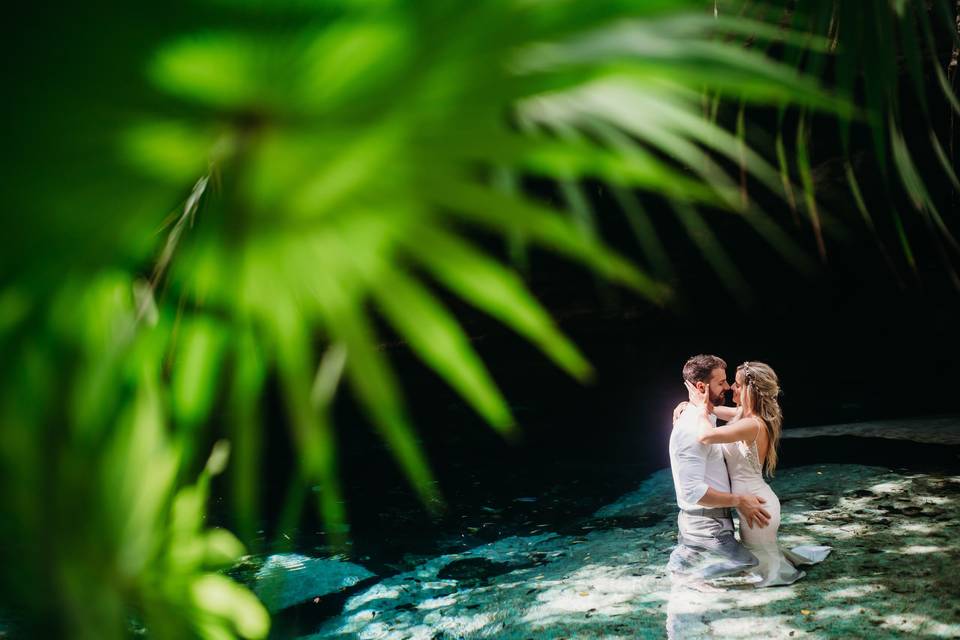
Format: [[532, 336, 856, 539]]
[[738, 361, 782, 477]]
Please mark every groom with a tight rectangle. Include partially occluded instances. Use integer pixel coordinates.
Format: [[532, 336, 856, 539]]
[[667, 354, 770, 580]]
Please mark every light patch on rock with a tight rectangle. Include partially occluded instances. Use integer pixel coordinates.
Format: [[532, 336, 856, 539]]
[[901, 545, 945, 554], [878, 613, 960, 637], [892, 522, 942, 535], [823, 584, 885, 600], [344, 584, 406, 611], [418, 595, 459, 610], [868, 480, 909, 494]]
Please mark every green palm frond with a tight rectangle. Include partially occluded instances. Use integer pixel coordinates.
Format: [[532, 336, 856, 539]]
[[401, 224, 594, 381], [724, 0, 960, 277]]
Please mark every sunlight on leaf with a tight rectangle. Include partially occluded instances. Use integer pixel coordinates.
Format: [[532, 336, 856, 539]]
[[124, 121, 219, 184], [191, 574, 270, 639], [434, 180, 668, 302], [796, 114, 826, 260], [404, 226, 594, 382], [373, 270, 516, 436], [172, 316, 228, 429]]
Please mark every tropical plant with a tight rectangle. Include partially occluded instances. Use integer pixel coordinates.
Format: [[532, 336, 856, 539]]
[[1, 0, 956, 638], [718, 0, 960, 282], [0, 274, 269, 638]]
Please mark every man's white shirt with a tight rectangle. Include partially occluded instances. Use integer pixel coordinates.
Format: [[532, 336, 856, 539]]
[[669, 406, 731, 510]]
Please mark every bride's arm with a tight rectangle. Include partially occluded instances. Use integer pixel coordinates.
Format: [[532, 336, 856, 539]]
[[675, 402, 739, 423], [683, 381, 757, 444], [698, 416, 761, 445], [712, 406, 739, 421]]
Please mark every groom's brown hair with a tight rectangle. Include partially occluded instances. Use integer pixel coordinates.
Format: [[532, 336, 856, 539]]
[[682, 354, 726, 383]]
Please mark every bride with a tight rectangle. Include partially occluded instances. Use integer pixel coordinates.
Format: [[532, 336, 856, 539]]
[[684, 361, 830, 587]]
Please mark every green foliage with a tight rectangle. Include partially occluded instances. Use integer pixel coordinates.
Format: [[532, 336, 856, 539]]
[[1, 0, 955, 637], [726, 0, 960, 275], [0, 274, 268, 639]]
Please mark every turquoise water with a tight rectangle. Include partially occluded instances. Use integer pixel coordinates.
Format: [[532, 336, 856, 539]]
[[251, 419, 960, 638]]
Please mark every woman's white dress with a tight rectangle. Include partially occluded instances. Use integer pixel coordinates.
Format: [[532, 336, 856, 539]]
[[721, 438, 831, 587]]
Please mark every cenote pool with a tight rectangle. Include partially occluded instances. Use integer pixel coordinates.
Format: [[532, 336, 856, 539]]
[[232, 416, 960, 639]]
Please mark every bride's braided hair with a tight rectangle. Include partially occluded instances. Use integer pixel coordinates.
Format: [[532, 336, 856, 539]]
[[738, 361, 783, 476]]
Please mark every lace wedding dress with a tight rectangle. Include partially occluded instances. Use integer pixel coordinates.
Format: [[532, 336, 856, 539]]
[[722, 438, 831, 587]]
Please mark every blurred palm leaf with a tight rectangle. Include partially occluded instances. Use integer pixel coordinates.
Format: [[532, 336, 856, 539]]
[[0, 275, 268, 640], [401, 224, 595, 381]]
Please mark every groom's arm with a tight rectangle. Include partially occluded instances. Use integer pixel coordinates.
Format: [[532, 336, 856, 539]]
[[675, 431, 772, 528], [698, 487, 745, 508], [674, 439, 711, 506], [698, 487, 771, 528]]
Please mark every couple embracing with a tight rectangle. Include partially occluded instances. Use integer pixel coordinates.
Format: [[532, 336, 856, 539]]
[[667, 354, 830, 588]]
